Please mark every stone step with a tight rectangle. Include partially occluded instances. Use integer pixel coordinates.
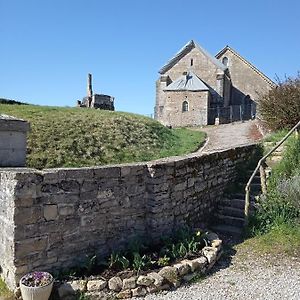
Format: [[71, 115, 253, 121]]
[[219, 198, 255, 209], [211, 224, 243, 236], [218, 206, 245, 218], [226, 193, 257, 201], [216, 214, 245, 228]]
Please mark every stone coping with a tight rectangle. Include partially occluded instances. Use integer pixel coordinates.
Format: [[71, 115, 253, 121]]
[[14, 232, 222, 300], [0, 143, 258, 174], [0, 114, 30, 132]]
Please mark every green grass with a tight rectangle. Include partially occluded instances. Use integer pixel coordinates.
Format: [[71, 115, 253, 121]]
[[263, 129, 289, 143], [242, 222, 300, 257], [246, 134, 300, 257], [0, 104, 206, 169], [0, 278, 13, 298]]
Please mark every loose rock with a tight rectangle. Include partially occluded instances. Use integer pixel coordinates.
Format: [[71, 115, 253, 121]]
[[108, 276, 123, 292], [122, 277, 136, 290], [158, 266, 179, 287], [202, 247, 218, 264], [173, 262, 191, 276], [147, 272, 164, 286], [136, 275, 154, 286], [132, 286, 147, 297], [70, 280, 87, 292], [117, 289, 131, 299], [87, 279, 107, 291]]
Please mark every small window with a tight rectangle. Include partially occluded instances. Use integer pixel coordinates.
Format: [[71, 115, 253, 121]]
[[190, 58, 193, 66], [222, 57, 228, 66], [182, 100, 189, 112]]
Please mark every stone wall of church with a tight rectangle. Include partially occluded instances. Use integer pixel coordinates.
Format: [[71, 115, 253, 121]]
[[155, 47, 226, 126], [217, 50, 274, 104], [163, 47, 224, 95], [164, 90, 210, 127]]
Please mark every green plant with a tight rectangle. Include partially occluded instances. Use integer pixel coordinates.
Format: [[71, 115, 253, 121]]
[[259, 73, 300, 130], [108, 252, 130, 270], [249, 136, 300, 236], [0, 278, 13, 298], [82, 255, 97, 275], [132, 253, 151, 273], [76, 291, 91, 300], [157, 255, 170, 267]]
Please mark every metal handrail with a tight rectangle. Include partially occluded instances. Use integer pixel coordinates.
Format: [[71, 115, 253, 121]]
[[244, 120, 300, 227]]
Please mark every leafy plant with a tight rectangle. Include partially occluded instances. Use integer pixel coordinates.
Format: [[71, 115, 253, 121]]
[[249, 136, 300, 235], [132, 252, 151, 273], [108, 252, 130, 270], [82, 255, 97, 275], [157, 255, 170, 267], [259, 73, 300, 130]]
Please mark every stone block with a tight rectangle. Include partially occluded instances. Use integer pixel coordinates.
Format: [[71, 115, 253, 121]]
[[173, 262, 191, 276], [108, 276, 122, 292], [117, 289, 131, 299], [158, 266, 179, 287], [122, 277, 136, 290], [58, 204, 75, 216], [132, 286, 147, 297], [44, 204, 58, 221], [147, 272, 164, 287], [87, 279, 106, 291], [136, 275, 154, 286], [202, 246, 218, 264], [15, 236, 48, 258]]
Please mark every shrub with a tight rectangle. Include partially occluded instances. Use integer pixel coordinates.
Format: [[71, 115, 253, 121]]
[[258, 73, 300, 130], [272, 137, 300, 177], [249, 137, 300, 235]]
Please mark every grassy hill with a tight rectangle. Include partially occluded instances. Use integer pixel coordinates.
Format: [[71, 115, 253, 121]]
[[0, 104, 206, 169]]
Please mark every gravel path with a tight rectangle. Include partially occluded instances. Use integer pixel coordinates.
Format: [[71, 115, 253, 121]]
[[144, 250, 300, 300], [198, 120, 262, 153]]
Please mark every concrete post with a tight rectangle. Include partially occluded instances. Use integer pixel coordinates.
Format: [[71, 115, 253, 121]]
[[0, 115, 30, 167]]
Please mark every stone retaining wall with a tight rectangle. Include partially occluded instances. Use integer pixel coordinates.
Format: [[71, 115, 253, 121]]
[[0, 144, 259, 289]]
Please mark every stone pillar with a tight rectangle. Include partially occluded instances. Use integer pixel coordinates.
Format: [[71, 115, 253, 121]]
[[87, 73, 93, 107], [216, 73, 224, 104], [0, 115, 30, 167]]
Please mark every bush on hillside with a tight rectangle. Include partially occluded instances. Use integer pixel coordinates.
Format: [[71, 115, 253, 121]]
[[0, 98, 26, 105], [258, 73, 300, 130]]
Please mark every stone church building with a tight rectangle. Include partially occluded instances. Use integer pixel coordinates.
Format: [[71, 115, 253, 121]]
[[155, 40, 275, 127]]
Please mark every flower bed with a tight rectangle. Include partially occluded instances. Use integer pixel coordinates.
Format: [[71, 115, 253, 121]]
[[53, 231, 222, 299]]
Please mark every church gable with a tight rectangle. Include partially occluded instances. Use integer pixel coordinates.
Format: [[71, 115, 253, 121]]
[[216, 46, 275, 102], [159, 40, 227, 76]]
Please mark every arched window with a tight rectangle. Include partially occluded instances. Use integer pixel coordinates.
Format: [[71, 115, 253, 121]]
[[222, 57, 229, 66], [190, 58, 193, 66], [182, 100, 189, 112]]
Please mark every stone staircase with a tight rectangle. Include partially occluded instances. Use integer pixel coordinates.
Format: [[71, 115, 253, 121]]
[[212, 141, 286, 236], [212, 173, 261, 236]]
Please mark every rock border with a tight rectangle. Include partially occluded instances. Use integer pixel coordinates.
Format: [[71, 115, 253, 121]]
[[54, 232, 222, 299]]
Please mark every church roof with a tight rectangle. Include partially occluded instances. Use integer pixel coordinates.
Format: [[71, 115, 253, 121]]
[[164, 71, 209, 91], [215, 46, 276, 86], [159, 40, 227, 74]]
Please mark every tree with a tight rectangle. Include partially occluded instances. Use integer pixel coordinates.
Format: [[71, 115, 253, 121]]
[[259, 73, 300, 130]]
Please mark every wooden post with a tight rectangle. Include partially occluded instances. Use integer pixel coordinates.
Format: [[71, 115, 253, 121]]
[[295, 128, 299, 139], [259, 164, 267, 194], [244, 187, 250, 227]]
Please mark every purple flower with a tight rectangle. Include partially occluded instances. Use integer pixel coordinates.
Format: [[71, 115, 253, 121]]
[[21, 271, 53, 287]]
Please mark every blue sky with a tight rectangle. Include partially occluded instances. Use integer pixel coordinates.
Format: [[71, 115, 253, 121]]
[[1, 0, 300, 116]]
